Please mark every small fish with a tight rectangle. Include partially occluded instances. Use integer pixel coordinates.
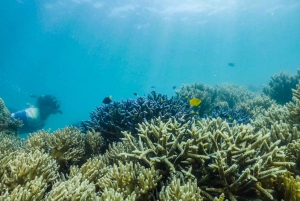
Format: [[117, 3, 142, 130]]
[[133, 93, 138, 96], [228, 63, 235, 67], [151, 86, 155, 88], [102, 95, 112, 104], [30, 94, 37, 98], [172, 86, 176, 89], [189, 98, 202, 107]]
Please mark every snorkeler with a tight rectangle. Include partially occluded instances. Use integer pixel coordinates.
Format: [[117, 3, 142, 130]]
[[10, 95, 62, 134]]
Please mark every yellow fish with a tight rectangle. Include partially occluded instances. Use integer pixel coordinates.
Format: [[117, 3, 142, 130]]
[[189, 98, 202, 107]]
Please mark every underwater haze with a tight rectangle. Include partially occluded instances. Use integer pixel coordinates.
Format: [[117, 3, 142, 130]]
[[1, 0, 300, 135]]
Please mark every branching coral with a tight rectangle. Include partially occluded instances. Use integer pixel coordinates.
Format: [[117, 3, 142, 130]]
[[238, 95, 275, 116], [213, 84, 256, 109], [0, 150, 59, 193], [176, 83, 257, 117], [0, 133, 24, 160], [252, 104, 290, 130], [120, 117, 294, 200], [176, 82, 215, 115], [69, 155, 110, 187], [48, 127, 85, 169], [285, 139, 300, 175], [0, 176, 47, 201], [159, 177, 203, 201], [43, 173, 100, 201], [24, 127, 101, 173], [85, 129, 105, 155], [280, 173, 300, 201], [262, 70, 300, 105], [81, 91, 193, 147], [97, 161, 162, 200], [287, 82, 300, 128]]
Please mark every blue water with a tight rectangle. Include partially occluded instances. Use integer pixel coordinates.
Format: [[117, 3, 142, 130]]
[[1, 0, 300, 136]]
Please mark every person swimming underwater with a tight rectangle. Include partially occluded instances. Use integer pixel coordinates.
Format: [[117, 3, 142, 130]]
[[10, 95, 62, 134]]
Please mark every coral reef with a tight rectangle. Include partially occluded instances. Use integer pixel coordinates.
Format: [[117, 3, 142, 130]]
[[81, 91, 193, 147], [262, 70, 300, 105], [3, 77, 300, 200]]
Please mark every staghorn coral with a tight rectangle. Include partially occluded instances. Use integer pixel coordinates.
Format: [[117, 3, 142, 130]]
[[0, 150, 59, 193], [81, 91, 193, 148], [23, 129, 51, 153], [0, 176, 47, 201], [24, 127, 105, 174], [252, 104, 290, 130], [280, 173, 300, 201], [0, 133, 24, 160], [99, 188, 136, 201], [262, 172, 300, 201], [47, 127, 86, 170], [262, 70, 300, 105], [85, 129, 105, 155], [159, 177, 203, 201], [120, 117, 294, 200], [43, 173, 100, 201], [238, 95, 275, 116], [213, 84, 256, 109], [285, 139, 300, 175], [269, 121, 299, 146], [69, 155, 111, 188], [287, 82, 300, 128], [97, 161, 162, 200]]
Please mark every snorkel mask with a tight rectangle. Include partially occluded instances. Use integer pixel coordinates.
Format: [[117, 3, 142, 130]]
[[37, 95, 62, 114]]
